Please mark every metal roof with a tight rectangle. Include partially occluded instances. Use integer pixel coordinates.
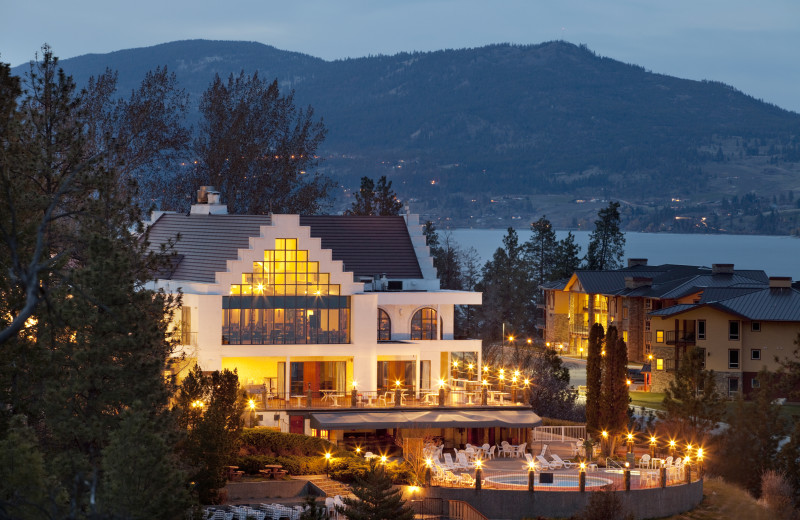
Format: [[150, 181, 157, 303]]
[[299, 215, 423, 279], [650, 287, 800, 321], [146, 213, 423, 283], [146, 213, 270, 283]]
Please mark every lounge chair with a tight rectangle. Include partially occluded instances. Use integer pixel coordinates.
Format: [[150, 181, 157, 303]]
[[444, 452, 467, 470], [536, 454, 558, 470], [459, 473, 485, 487], [550, 453, 576, 469], [457, 451, 475, 469], [539, 444, 549, 457]]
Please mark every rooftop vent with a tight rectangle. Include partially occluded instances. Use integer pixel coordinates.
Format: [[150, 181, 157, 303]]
[[712, 264, 734, 275], [627, 258, 648, 267]]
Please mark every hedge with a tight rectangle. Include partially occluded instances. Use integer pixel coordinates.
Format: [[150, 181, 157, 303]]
[[239, 428, 337, 457]]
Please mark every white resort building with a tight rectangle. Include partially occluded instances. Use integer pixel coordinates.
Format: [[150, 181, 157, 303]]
[[146, 189, 539, 447]]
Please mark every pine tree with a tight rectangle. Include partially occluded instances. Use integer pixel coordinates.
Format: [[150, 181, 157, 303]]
[[349, 177, 376, 216], [375, 176, 403, 215], [339, 463, 414, 520], [585, 323, 605, 435], [585, 201, 625, 270], [525, 216, 558, 306], [658, 347, 725, 443], [599, 326, 629, 436], [552, 231, 582, 280]]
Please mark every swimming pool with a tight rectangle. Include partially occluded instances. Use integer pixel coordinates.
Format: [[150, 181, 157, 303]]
[[485, 473, 613, 490]]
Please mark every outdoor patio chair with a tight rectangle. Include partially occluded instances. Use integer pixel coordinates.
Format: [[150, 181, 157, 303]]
[[324, 498, 337, 520], [638, 454, 651, 469], [523, 453, 535, 467], [514, 443, 527, 458], [488, 445, 497, 459], [664, 456, 673, 467], [673, 457, 682, 468], [443, 470, 462, 485], [539, 444, 549, 457], [536, 454, 558, 470], [444, 452, 466, 470], [550, 453, 577, 469], [456, 451, 475, 469], [500, 441, 515, 458], [459, 473, 485, 487]]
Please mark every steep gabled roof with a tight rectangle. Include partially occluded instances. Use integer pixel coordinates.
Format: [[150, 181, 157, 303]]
[[299, 215, 423, 279], [146, 213, 270, 283], [146, 213, 424, 283]]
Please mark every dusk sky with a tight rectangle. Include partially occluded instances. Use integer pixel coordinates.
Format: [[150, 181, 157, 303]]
[[2, 0, 799, 112]]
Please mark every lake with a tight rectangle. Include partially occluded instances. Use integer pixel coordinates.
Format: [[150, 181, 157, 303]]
[[447, 229, 800, 279]]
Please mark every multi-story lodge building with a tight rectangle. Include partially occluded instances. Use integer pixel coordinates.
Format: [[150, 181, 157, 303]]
[[542, 259, 799, 395], [146, 189, 539, 447]]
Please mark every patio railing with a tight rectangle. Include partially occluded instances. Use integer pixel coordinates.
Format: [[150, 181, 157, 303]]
[[247, 389, 530, 410]]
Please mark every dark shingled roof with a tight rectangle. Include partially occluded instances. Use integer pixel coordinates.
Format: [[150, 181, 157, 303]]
[[146, 213, 270, 282], [299, 215, 423, 279], [146, 213, 423, 283]]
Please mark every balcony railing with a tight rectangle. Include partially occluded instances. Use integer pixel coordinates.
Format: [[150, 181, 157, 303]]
[[570, 323, 589, 335], [243, 389, 531, 411], [665, 331, 695, 345], [178, 331, 197, 346]]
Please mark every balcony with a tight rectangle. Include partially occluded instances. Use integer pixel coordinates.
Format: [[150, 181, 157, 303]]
[[665, 330, 695, 346], [570, 323, 589, 335], [246, 389, 530, 411]]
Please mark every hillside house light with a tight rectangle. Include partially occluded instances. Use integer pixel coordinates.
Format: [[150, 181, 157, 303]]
[[626, 379, 632, 386], [527, 338, 532, 345], [191, 400, 204, 409], [601, 349, 606, 356]]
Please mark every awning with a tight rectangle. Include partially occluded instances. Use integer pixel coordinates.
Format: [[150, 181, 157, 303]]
[[309, 409, 542, 430]]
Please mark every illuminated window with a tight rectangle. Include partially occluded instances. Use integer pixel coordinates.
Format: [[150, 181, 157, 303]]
[[656, 358, 664, 370], [622, 331, 628, 343], [411, 308, 437, 340], [222, 238, 350, 345], [378, 309, 391, 341], [656, 330, 664, 343]]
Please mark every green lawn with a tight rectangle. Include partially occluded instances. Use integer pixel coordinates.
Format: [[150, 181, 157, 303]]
[[629, 391, 666, 411]]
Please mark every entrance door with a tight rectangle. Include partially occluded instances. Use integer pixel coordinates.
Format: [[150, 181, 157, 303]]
[[289, 415, 304, 434]]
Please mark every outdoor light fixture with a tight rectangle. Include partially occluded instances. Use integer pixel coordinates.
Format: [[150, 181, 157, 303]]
[[626, 379, 632, 386], [395, 379, 402, 388], [248, 399, 256, 410], [324, 452, 331, 460], [508, 336, 514, 342], [482, 379, 488, 385], [438, 378, 447, 388], [356, 447, 361, 455], [524, 379, 530, 386], [351, 380, 358, 389], [650, 436, 657, 444], [425, 458, 433, 467], [528, 461, 536, 471], [527, 339, 532, 344], [483, 365, 490, 373], [669, 440, 676, 448], [579, 462, 586, 471], [468, 363, 474, 370], [514, 370, 520, 378], [697, 448, 704, 460], [474, 459, 482, 469], [380, 455, 387, 464], [627, 433, 634, 441], [453, 360, 459, 368], [602, 430, 608, 439]]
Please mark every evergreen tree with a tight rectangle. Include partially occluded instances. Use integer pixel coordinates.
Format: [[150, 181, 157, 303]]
[[100, 405, 191, 519], [347, 176, 402, 216], [599, 326, 629, 436], [176, 365, 247, 504], [421, 220, 463, 290], [349, 177, 376, 216], [658, 347, 725, 443], [525, 216, 558, 306], [339, 463, 414, 520], [374, 176, 403, 215], [0, 49, 188, 515], [714, 377, 786, 496], [527, 348, 577, 420], [552, 231, 582, 279], [476, 228, 535, 343], [585, 324, 605, 435], [585, 201, 625, 270]]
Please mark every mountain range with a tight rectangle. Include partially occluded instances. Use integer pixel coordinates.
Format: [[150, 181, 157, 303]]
[[11, 40, 800, 232]]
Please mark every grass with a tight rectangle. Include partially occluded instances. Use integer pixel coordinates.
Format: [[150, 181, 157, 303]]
[[629, 391, 666, 411], [656, 477, 773, 520]]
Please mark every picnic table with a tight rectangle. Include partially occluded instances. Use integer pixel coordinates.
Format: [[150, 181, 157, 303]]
[[259, 464, 287, 479], [226, 465, 244, 481]]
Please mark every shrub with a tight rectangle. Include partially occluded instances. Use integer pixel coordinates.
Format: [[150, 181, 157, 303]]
[[235, 454, 330, 476], [573, 490, 633, 520], [759, 470, 794, 518], [239, 428, 336, 457]]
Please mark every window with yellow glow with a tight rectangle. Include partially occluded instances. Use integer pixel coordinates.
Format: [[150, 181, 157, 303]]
[[222, 238, 349, 345]]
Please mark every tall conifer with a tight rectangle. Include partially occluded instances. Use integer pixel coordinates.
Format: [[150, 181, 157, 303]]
[[586, 323, 605, 435]]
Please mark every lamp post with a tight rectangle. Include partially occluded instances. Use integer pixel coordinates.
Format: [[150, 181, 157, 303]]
[[324, 452, 331, 477], [248, 399, 256, 427], [474, 459, 483, 490], [527, 461, 536, 492], [351, 380, 358, 407], [697, 448, 705, 479], [669, 440, 676, 459], [649, 436, 657, 459], [579, 462, 586, 492], [424, 458, 432, 487]]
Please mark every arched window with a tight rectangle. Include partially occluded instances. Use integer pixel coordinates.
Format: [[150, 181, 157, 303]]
[[411, 308, 437, 340], [378, 309, 391, 341]]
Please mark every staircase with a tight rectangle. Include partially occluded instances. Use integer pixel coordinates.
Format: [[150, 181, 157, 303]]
[[302, 475, 354, 498]]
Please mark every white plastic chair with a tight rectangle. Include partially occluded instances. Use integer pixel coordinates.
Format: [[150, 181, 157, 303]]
[[638, 454, 651, 469]]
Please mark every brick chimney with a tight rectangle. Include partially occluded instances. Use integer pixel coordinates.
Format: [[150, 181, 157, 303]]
[[769, 277, 792, 288], [625, 276, 653, 289], [190, 186, 228, 215], [627, 258, 648, 267], [711, 264, 734, 275]]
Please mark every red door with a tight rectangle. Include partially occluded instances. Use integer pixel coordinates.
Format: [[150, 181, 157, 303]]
[[289, 415, 304, 434]]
